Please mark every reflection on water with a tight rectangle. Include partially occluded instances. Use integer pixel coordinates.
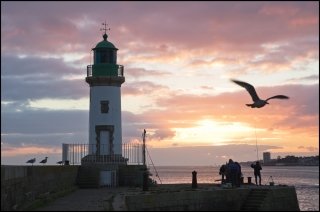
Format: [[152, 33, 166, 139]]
[[149, 166, 319, 211]]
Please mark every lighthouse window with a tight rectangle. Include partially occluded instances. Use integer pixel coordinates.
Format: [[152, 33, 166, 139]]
[[100, 101, 109, 113], [95, 50, 117, 64]]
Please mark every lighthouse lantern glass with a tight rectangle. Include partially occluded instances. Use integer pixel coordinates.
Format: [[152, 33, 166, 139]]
[[94, 49, 117, 64]]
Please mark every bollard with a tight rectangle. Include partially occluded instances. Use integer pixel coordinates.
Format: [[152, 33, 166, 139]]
[[247, 177, 252, 184], [143, 171, 149, 191], [240, 177, 244, 184], [192, 171, 197, 188]]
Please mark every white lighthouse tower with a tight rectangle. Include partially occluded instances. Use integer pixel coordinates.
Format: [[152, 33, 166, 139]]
[[85, 22, 125, 164]]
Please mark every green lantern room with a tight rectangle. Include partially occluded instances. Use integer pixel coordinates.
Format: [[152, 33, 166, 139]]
[[87, 32, 124, 77]]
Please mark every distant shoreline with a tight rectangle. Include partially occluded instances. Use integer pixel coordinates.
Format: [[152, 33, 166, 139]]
[[239, 162, 319, 167]]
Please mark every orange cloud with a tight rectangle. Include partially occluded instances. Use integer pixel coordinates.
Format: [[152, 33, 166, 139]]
[[290, 17, 319, 28], [120, 82, 318, 150], [258, 5, 299, 16], [1, 146, 62, 157]]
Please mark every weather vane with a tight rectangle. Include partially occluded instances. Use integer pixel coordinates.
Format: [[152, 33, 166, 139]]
[[100, 20, 111, 34]]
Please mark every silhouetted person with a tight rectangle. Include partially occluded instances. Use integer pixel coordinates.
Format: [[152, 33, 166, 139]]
[[219, 164, 226, 184], [228, 160, 240, 188], [251, 161, 262, 185], [225, 159, 234, 183], [234, 162, 241, 187]]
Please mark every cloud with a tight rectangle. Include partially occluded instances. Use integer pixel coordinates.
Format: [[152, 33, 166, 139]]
[[298, 146, 319, 152], [258, 4, 300, 16], [2, 2, 318, 75], [125, 68, 171, 79], [1, 106, 88, 135], [286, 74, 319, 82], [1, 2, 318, 165], [122, 81, 170, 96], [1, 55, 88, 102], [1, 55, 82, 77], [148, 129, 176, 141], [199, 86, 214, 90]]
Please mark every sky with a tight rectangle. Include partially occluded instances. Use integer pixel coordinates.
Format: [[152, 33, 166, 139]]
[[1, 1, 319, 166]]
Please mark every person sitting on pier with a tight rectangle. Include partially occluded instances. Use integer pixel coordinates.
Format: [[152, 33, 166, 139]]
[[251, 161, 262, 185]]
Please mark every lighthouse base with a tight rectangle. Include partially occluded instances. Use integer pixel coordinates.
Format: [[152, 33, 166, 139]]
[[81, 154, 129, 165]]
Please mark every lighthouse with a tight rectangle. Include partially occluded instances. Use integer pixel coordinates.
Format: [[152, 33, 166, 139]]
[[85, 22, 125, 163]]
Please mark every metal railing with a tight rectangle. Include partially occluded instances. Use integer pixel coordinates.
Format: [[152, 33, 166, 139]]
[[87, 65, 92, 76], [87, 65, 124, 77], [118, 65, 124, 76], [62, 143, 144, 165]]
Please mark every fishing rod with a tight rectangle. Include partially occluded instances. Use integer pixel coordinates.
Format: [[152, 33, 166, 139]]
[[254, 118, 259, 161]]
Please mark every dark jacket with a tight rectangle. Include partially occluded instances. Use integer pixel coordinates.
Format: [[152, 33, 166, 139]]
[[251, 163, 262, 175], [235, 162, 241, 175], [219, 165, 226, 175], [228, 162, 239, 173]]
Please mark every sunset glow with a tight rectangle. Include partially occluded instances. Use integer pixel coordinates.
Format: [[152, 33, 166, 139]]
[[1, 1, 318, 165]]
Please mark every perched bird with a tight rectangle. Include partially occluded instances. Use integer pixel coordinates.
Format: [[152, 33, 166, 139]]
[[56, 161, 64, 165], [231, 79, 289, 108], [39, 157, 48, 165], [26, 158, 36, 166]]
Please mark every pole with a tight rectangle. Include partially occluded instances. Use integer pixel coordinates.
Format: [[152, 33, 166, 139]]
[[143, 129, 146, 166]]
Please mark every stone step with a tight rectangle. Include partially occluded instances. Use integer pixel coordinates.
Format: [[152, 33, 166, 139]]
[[241, 207, 259, 211], [247, 195, 267, 199], [241, 188, 270, 211], [246, 199, 264, 204], [242, 206, 260, 210], [248, 193, 268, 196], [249, 190, 268, 192], [249, 192, 268, 195], [244, 203, 262, 207]]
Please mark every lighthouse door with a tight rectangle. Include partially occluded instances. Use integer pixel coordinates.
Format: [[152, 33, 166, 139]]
[[100, 130, 110, 155]]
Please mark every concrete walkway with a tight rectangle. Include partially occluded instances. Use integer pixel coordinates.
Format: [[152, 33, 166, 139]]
[[34, 183, 263, 211], [34, 187, 130, 211]]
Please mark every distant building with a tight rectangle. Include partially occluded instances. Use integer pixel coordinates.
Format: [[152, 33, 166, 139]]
[[263, 152, 271, 163]]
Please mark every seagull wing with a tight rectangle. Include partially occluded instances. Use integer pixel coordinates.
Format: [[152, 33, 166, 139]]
[[231, 79, 260, 101], [265, 95, 289, 102]]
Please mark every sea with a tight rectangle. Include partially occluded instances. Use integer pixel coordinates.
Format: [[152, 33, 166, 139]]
[[148, 166, 319, 211]]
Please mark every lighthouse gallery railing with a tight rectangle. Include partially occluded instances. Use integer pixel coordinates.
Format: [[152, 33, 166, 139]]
[[87, 65, 124, 77], [62, 143, 145, 165]]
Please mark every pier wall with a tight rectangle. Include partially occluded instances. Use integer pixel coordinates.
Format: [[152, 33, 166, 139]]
[[261, 186, 300, 211], [1, 165, 79, 211], [1, 164, 146, 211], [124, 186, 300, 211]]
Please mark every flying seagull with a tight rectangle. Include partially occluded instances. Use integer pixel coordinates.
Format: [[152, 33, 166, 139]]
[[39, 157, 48, 165], [231, 79, 289, 108], [26, 158, 36, 166]]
